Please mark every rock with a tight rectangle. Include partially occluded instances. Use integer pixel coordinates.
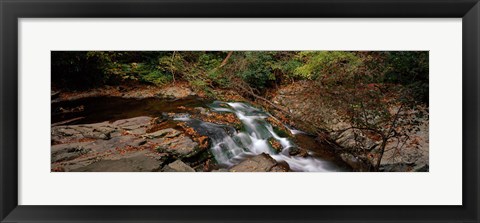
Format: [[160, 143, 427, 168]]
[[159, 86, 195, 99], [51, 90, 61, 99], [157, 136, 199, 157], [288, 147, 308, 157], [379, 163, 415, 172], [229, 153, 278, 172], [112, 116, 152, 134], [51, 145, 91, 163], [143, 128, 181, 139], [334, 129, 377, 151], [51, 116, 200, 172], [340, 153, 371, 172], [73, 150, 163, 172], [270, 165, 289, 172], [165, 113, 190, 120], [150, 116, 167, 125], [162, 160, 195, 172], [136, 139, 147, 146], [268, 138, 282, 152], [413, 164, 429, 172], [52, 134, 146, 154], [194, 107, 209, 115], [212, 168, 229, 172], [52, 123, 116, 142], [58, 105, 84, 114]]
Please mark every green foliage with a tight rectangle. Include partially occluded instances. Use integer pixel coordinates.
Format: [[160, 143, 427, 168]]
[[384, 51, 429, 103], [141, 70, 172, 85], [294, 51, 362, 81], [51, 51, 429, 105], [207, 68, 229, 88], [190, 79, 216, 98], [88, 52, 182, 86], [198, 53, 222, 71], [238, 52, 276, 89], [157, 54, 184, 75]]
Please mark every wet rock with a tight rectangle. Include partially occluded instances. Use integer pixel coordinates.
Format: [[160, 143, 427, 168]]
[[165, 113, 190, 120], [151, 116, 167, 124], [229, 153, 278, 172], [268, 138, 282, 152], [196, 112, 242, 130], [57, 105, 84, 114], [162, 160, 195, 172], [194, 107, 209, 115], [288, 147, 308, 157], [266, 117, 292, 137]]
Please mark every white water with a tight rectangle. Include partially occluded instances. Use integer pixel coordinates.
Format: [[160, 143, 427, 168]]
[[176, 101, 340, 172]]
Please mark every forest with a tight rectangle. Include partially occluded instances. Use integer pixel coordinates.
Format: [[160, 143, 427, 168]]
[[51, 51, 429, 172]]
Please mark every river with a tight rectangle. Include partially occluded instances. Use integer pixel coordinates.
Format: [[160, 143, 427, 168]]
[[52, 96, 350, 172]]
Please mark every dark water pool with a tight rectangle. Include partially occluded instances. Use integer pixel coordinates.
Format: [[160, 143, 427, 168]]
[[51, 96, 208, 124]]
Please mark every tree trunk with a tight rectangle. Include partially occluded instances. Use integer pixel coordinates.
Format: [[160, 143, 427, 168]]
[[171, 51, 176, 83], [219, 51, 233, 68], [374, 138, 387, 171]]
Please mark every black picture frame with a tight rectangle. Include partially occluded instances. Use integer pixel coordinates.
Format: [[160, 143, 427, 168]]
[[1, 0, 479, 222]]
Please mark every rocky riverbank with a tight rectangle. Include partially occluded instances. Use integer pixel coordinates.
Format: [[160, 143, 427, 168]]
[[52, 83, 196, 103], [51, 115, 290, 172], [267, 81, 429, 172]]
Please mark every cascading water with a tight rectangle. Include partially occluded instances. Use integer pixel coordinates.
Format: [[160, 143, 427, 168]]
[[175, 101, 341, 172]]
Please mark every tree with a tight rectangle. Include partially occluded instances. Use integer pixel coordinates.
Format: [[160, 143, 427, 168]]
[[313, 52, 427, 171]]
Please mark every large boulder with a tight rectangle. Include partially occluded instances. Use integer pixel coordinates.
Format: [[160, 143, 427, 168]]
[[339, 153, 371, 172], [162, 160, 195, 172], [229, 153, 287, 172]]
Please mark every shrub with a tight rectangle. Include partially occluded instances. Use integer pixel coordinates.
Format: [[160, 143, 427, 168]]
[[238, 52, 276, 89]]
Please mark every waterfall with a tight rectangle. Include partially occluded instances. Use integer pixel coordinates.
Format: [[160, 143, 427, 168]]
[[175, 101, 340, 172]]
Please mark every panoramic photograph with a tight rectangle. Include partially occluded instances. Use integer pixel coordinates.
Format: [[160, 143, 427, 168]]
[[51, 51, 429, 172]]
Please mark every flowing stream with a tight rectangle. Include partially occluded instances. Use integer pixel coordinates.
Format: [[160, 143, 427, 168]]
[[176, 101, 342, 172], [52, 96, 347, 172]]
